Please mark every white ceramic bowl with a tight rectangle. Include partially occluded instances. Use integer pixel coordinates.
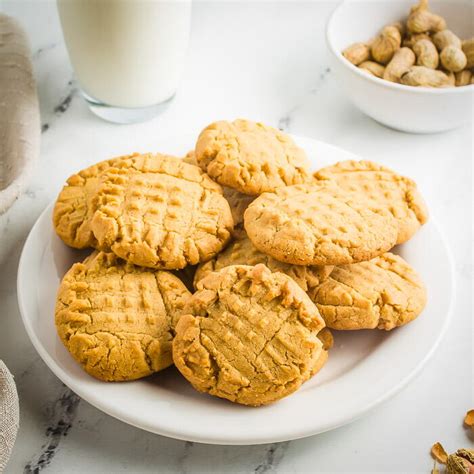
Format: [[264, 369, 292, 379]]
[[326, 0, 473, 133]]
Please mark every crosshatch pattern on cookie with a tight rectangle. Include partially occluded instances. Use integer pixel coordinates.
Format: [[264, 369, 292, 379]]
[[53, 156, 131, 249], [244, 182, 398, 266], [314, 160, 428, 244], [194, 233, 333, 291], [311, 252, 427, 330], [173, 264, 327, 406], [195, 119, 312, 195], [55, 251, 191, 381], [90, 153, 234, 270]]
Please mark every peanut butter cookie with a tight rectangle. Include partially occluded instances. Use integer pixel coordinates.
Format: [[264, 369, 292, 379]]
[[173, 264, 327, 406], [55, 251, 191, 381], [194, 119, 311, 195], [311, 252, 427, 330], [314, 160, 428, 244], [53, 156, 130, 249], [90, 153, 234, 270], [194, 233, 333, 292], [244, 182, 398, 266]]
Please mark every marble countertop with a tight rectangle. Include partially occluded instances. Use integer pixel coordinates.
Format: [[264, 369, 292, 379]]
[[1, 1, 472, 473]]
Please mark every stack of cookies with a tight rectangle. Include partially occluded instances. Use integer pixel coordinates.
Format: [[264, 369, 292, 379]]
[[53, 119, 428, 406]]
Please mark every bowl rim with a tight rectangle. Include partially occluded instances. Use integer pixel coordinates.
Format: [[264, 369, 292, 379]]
[[326, 0, 474, 95]]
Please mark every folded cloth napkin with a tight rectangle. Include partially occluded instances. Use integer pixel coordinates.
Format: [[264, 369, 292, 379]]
[[0, 14, 40, 215], [0, 360, 19, 471]]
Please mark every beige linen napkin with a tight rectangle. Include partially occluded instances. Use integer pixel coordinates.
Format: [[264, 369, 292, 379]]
[[0, 360, 19, 471], [0, 14, 40, 215]]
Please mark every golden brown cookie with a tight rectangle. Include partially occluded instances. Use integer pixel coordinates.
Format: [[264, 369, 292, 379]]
[[90, 153, 234, 270], [194, 119, 311, 195], [314, 160, 428, 244], [311, 252, 427, 330], [244, 182, 398, 266], [194, 233, 333, 293], [55, 251, 191, 381], [53, 156, 129, 249], [173, 264, 327, 406]]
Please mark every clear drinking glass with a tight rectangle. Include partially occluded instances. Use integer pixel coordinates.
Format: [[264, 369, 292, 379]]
[[57, 0, 191, 123]]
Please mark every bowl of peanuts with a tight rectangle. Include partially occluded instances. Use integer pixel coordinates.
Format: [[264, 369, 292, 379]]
[[326, 0, 473, 133]]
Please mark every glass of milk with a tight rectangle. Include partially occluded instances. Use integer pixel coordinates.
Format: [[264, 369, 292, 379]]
[[57, 0, 191, 123]]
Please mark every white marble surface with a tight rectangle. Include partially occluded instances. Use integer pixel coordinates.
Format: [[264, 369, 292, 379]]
[[0, 1, 472, 473]]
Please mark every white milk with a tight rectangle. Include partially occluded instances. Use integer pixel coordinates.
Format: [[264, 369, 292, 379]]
[[57, 0, 191, 108]]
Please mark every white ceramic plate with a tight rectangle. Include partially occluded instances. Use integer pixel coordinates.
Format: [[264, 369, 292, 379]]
[[17, 136, 454, 445]]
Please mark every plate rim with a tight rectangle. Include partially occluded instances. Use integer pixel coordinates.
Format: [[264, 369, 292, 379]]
[[16, 137, 456, 445]]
